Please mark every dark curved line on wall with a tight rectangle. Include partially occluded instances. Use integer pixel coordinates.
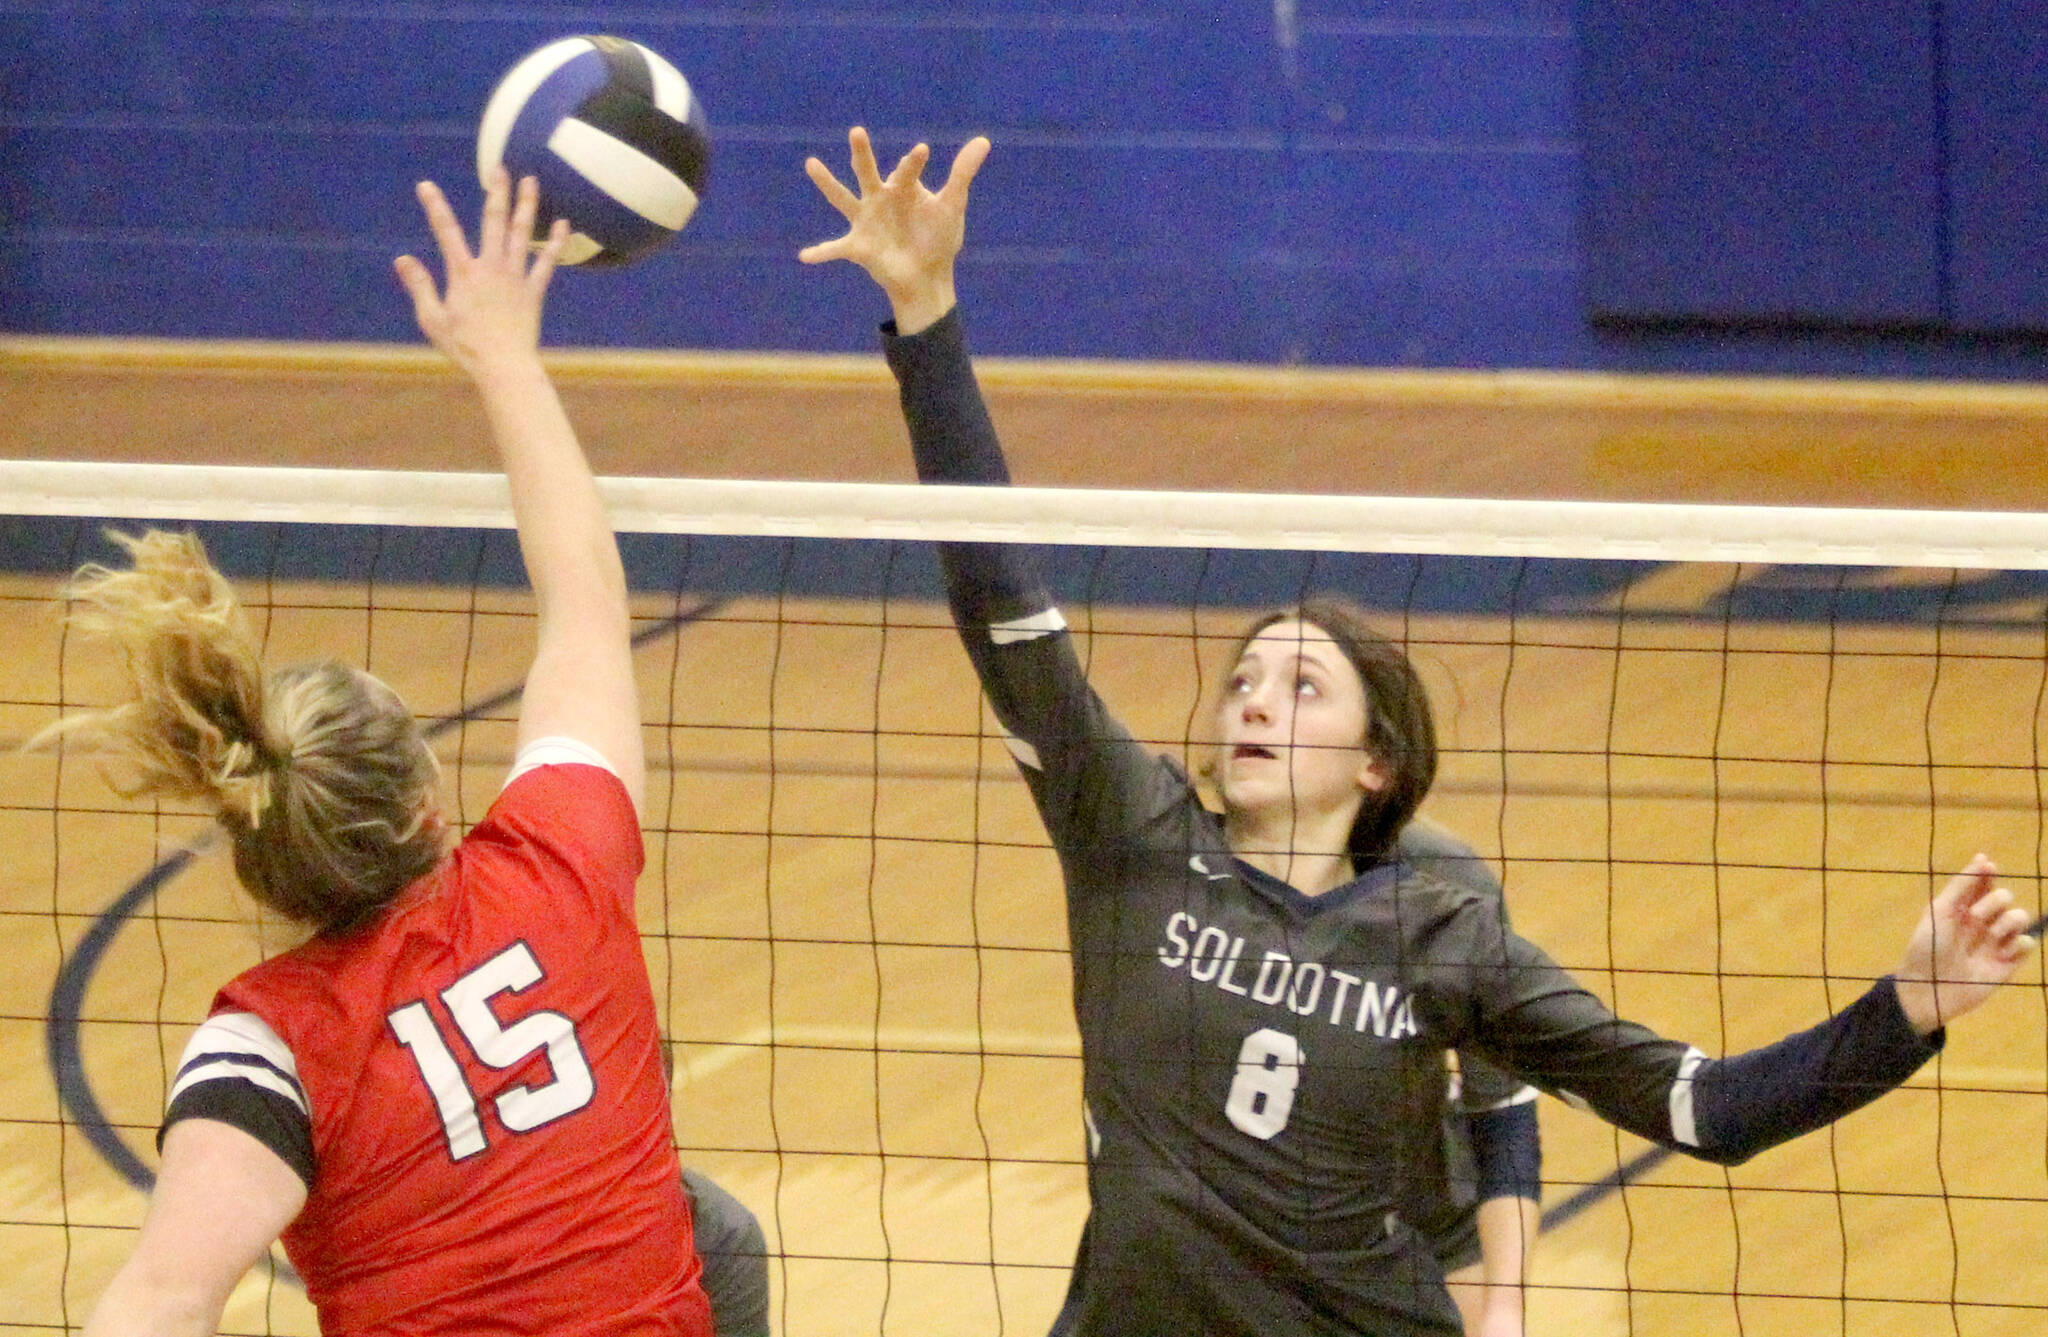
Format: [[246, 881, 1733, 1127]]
[[45, 600, 722, 1199], [48, 587, 1680, 1266], [46, 849, 200, 1189]]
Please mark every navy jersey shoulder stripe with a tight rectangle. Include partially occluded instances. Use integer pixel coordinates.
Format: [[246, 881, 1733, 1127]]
[[161, 1076, 317, 1189]]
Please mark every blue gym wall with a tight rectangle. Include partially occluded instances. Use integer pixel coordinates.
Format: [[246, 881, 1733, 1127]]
[[4, 1, 2047, 378]]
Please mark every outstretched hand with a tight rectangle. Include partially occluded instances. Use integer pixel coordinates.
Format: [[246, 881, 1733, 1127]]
[[394, 167, 569, 379], [800, 126, 990, 334], [1894, 854, 2040, 1035]]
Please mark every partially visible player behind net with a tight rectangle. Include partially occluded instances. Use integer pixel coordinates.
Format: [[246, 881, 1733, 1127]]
[[56, 169, 714, 1335], [663, 1040, 772, 1337], [798, 125, 2042, 1337], [1399, 823, 1543, 1337]]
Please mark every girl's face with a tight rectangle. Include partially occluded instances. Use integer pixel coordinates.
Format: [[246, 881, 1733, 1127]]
[[1213, 619, 1385, 825]]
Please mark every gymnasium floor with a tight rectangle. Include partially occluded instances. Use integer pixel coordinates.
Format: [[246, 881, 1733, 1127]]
[[3, 550, 2045, 1336]]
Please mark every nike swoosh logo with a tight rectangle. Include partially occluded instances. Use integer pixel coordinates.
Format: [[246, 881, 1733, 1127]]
[[1189, 854, 1232, 881]]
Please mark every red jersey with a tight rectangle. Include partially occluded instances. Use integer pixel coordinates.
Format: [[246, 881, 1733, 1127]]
[[182, 760, 711, 1337]]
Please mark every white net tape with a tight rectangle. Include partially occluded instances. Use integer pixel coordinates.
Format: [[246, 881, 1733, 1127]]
[[5, 458, 2046, 569]]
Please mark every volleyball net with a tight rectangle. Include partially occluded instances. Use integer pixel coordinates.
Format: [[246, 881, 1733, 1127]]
[[3, 460, 2046, 1337]]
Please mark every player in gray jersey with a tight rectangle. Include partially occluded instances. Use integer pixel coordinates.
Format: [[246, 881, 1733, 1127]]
[[798, 128, 2040, 1337], [1048, 818, 1543, 1337], [1397, 822, 1542, 1335]]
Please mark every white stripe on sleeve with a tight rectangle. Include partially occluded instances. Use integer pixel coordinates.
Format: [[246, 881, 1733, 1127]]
[[1669, 1046, 1708, 1147], [504, 735, 621, 791], [169, 1012, 307, 1115], [1480, 1085, 1542, 1112], [988, 607, 1067, 646], [169, 1059, 310, 1115], [1000, 729, 1042, 772]]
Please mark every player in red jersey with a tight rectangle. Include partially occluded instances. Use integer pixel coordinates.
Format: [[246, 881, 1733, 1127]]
[[70, 170, 713, 1337]]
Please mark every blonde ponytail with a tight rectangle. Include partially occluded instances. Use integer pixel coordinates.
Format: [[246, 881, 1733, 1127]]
[[39, 530, 281, 818], [34, 530, 444, 933]]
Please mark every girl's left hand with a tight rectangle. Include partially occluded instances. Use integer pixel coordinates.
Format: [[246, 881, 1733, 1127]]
[[1894, 854, 2040, 1035], [799, 126, 989, 333]]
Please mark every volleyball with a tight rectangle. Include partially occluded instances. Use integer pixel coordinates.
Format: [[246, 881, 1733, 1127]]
[[476, 35, 711, 268]]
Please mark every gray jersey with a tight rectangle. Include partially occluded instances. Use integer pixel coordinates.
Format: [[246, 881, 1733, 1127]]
[[681, 1168, 769, 1337], [1400, 820, 1537, 1122], [973, 605, 1698, 1336], [886, 310, 1942, 1337]]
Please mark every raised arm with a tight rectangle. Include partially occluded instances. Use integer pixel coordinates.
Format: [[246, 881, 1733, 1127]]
[[800, 129, 1009, 500], [395, 170, 644, 811], [800, 130, 1179, 847]]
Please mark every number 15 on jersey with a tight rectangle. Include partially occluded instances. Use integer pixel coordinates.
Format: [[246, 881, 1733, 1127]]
[[388, 941, 596, 1160]]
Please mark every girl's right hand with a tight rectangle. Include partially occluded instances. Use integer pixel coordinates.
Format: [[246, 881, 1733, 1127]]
[[799, 126, 990, 334], [394, 167, 569, 381]]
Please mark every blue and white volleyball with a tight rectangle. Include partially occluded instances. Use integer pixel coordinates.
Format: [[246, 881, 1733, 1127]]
[[477, 35, 710, 267]]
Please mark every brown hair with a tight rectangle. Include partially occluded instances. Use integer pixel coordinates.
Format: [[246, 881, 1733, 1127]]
[[31, 531, 443, 934], [1226, 595, 1438, 865]]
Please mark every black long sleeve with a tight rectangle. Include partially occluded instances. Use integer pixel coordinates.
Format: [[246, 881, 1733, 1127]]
[[1690, 976, 1942, 1163], [881, 307, 1180, 853], [1468, 908, 1943, 1168], [881, 310, 1037, 628], [883, 310, 1010, 487]]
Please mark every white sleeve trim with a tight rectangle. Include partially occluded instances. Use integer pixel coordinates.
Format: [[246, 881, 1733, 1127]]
[[988, 607, 1067, 646], [999, 727, 1043, 772], [504, 735, 620, 790], [169, 1012, 307, 1115], [1477, 1085, 1542, 1112], [170, 1060, 309, 1114], [1670, 1046, 1708, 1148]]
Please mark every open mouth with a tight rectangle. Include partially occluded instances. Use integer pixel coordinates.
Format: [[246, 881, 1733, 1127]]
[[1232, 745, 1278, 760]]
